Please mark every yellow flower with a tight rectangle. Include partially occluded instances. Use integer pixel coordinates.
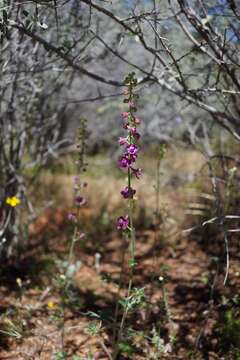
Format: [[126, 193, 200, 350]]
[[6, 196, 21, 207], [47, 301, 55, 309]]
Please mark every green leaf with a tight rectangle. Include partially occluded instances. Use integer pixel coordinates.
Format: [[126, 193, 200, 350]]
[[119, 340, 135, 356]]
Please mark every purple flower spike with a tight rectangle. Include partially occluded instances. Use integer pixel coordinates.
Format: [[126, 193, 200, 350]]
[[126, 144, 138, 156], [119, 137, 127, 146], [121, 186, 136, 199], [116, 215, 129, 231], [118, 156, 131, 168]]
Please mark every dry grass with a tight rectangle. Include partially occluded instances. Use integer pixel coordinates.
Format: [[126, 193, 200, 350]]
[[32, 147, 205, 222]]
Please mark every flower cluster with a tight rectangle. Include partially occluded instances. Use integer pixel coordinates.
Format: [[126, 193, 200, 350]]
[[6, 196, 21, 207], [68, 119, 88, 223], [116, 73, 141, 232], [116, 215, 129, 231], [117, 117, 141, 177]]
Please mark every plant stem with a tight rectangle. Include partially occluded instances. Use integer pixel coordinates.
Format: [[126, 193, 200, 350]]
[[99, 338, 113, 360]]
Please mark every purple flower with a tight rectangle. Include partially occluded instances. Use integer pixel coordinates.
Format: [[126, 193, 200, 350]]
[[121, 112, 130, 118], [126, 144, 138, 156], [129, 153, 138, 162], [68, 212, 76, 221], [73, 176, 80, 184], [133, 117, 141, 125], [119, 137, 127, 146], [121, 186, 136, 199], [131, 167, 142, 179], [116, 215, 129, 230], [118, 156, 131, 168], [130, 127, 140, 139], [75, 196, 86, 206], [123, 121, 129, 130]]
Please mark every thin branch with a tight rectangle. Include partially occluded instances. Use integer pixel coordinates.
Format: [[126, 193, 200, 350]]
[[10, 22, 123, 87]]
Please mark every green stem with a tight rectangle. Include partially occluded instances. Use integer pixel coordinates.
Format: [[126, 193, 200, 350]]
[[114, 93, 137, 359], [128, 167, 135, 262], [61, 206, 80, 354]]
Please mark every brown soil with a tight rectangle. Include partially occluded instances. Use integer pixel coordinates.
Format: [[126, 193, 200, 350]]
[[0, 206, 239, 360]]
